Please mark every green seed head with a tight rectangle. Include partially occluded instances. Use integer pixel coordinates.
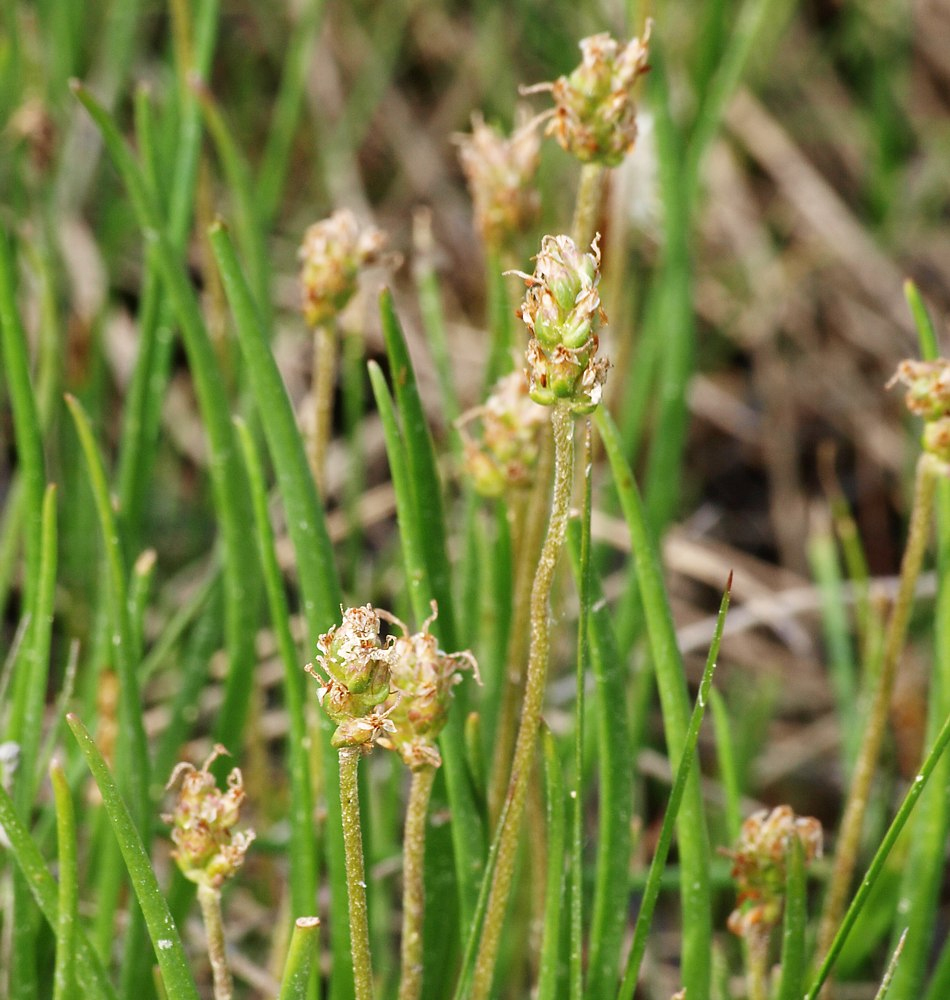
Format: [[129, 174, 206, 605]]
[[889, 358, 950, 463], [163, 746, 255, 890], [543, 27, 652, 167], [511, 234, 608, 412], [299, 210, 386, 327]]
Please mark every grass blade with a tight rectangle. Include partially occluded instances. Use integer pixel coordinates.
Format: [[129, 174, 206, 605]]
[[617, 573, 731, 1000], [776, 836, 807, 1000], [234, 417, 317, 920], [71, 82, 260, 762], [595, 405, 712, 999], [805, 701, 950, 999], [66, 714, 201, 1000], [536, 725, 566, 1000], [0, 783, 118, 1000], [279, 917, 322, 1000], [51, 760, 79, 1000]]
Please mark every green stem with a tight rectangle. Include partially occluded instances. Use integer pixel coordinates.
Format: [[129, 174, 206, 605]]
[[747, 928, 769, 1000], [197, 884, 233, 1000], [340, 747, 374, 1000], [470, 403, 574, 1000], [310, 321, 338, 493], [398, 764, 436, 1000], [816, 453, 937, 974], [571, 164, 606, 249], [486, 437, 552, 826]]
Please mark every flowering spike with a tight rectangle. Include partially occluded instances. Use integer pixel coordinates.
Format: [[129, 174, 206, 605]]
[[725, 805, 822, 939], [309, 605, 395, 750], [299, 209, 386, 327], [511, 233, 608, 413], [163, 749, 255, 890], [456, 108, 542, 250], [376, 603, 478, 771], [889, 358, 950, 465], [456, 371, 550, 497], [534, 26, 652, 167]]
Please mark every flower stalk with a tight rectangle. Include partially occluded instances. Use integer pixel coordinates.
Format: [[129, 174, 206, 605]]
[[398, 764, 436, 1000], [469, 400, 575, 1000], [197, 883, 233, 1000], [339, 745, 374, 1000]]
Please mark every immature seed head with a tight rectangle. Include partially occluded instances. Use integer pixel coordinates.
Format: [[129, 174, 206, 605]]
[[456, 109, 542, 250], [889, 358, 950, 464], [509, 233, 608, 412], [725, 805, 822, 939], [299, 209, 386, 327], [377, 604, 478, 771], [308, 605, 395, 750], [163, 746, 255, 891], [532, 27, 651, 167], [457, 371, 550, 496]]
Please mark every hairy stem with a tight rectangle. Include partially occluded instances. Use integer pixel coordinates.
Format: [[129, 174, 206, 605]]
[[571, 164, 606, 249], [470, 403, 574, 1000], [197, 884, 233, 1000], [310, 321, 338, 493], [339, 746, 374, 1000], [398, 764, 436, 1000], [816, 453, 937, 984], [747, 927, 769, 1000], [487, 435, 554, 826]]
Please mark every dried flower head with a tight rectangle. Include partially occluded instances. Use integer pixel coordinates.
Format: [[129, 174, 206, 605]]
[[456, 109, 542, 249], [376, 604, 479, 771], [725, 805, 822, 939], [299, 209, 386, 327], [308, 605, 396, 750], [527, 27, 651, 167], [456, 371, 550, 496], [889, 358, 950, 464], [163, 746, 255, 891], [509, 233, 608, 412]]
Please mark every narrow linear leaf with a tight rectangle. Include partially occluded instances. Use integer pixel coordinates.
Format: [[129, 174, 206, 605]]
[[595, 405, 713, 999], [536, 725, 566, 1000], [66, 714, 201, 1000], [279, 917, 322, 1000], [0, 783, 118, 1000], [806, 703, 950, 999], [618, 574, 731, 1000], [51, 761, 79, 1000], [776, 836, 807, 1000], [65, 395, 150, 830], [234, 417, 317, 919], [71, 82, 259, 761]]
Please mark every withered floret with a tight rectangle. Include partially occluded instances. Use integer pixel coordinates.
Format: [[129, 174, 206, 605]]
[[163, 746, 255, 891], [299, 210, 386, 327]]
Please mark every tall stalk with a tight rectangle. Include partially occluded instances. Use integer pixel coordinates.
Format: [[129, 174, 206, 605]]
[[470, 403, 574, 1000], [340, 746, 374, 1000], [197, 884, 233, 1000], [398, 765, 436, 1000], [310, 321, 338, 491]]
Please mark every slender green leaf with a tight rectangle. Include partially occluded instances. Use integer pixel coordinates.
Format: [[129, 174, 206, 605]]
[[806, 702, 950, 999], [234, 417, 317, 919], [536, 726, 566, 1000], [65, 395, 150, 831], [66, 714, 201, 1000], [596, 405, 712, 999], [279, 917, 322, 1000], [776, 836, 807, 1000], [617, 575, 730, 1000], [0, 783, 118, 1000], [51, 761, 79, 1000]]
